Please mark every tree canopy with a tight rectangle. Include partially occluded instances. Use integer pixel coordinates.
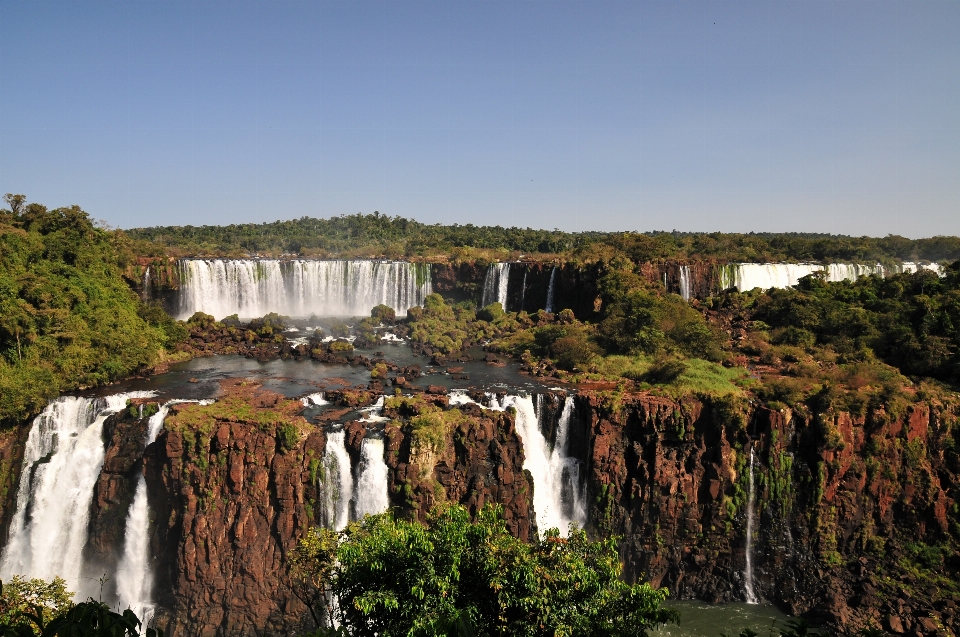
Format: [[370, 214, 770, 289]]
[[289, 504, 678, 637]]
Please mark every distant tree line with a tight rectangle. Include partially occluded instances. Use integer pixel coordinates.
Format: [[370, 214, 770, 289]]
[[125, 212, 960, 263]]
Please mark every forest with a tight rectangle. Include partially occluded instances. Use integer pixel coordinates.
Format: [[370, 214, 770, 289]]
[[125, 212, 960, 264]]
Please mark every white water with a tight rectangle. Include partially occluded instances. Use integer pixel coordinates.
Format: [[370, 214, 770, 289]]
[[320, 431, 354, 531], [489, 394, 586, 535], [679, 265, 692, 301], [719, 262, 944, 292], [481, 263, 511, 309], [177, 259, 431, 320], [0, 392, 155, 596], [545, 267, 557, 313], [744, 448, 758, 604], [301, 393, 329, 407], [519, 269, 527, 312], [354, 438, 390, 519], [116, 400, 207, 624]]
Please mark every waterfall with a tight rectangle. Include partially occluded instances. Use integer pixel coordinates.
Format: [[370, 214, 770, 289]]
[[545, 267, 557, 313], [142, 266, 151, 301], [519, 269, 527, 312], [679, 265, 692, 301], [177, 259, 432, 320], [490, 394, 586, 534], [115, 400, 206, 624], [0, 392, 154, 595], [480, 263, 511, 309], [718, 261, 944, 293], [320, 430, 353, 531], [744, 447, 759, 604], [353, 438, 390, 519]]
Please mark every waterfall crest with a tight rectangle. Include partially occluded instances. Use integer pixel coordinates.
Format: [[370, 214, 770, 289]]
[[177, 259, 431, 320], [481, 263, 511, 309], [719, 262, 944, 293], [744, 447, 758, 604], [545, 267, 557, 313], [490, 394, 587, 534], [0, 392, 155, 595]]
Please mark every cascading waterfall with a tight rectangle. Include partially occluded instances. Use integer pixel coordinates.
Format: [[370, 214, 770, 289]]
[[719, 262, 944, 293], [678, 265, 692, 301], [545, 267, 557, 313], [353, 438, 390, 519], [489, 394, 587, 534], [481, 263, 511, 309], [0, 392, 155, 595], [744, 447, 759, 604], [177, 259, 432, 320], [320, 430, 354, 531]]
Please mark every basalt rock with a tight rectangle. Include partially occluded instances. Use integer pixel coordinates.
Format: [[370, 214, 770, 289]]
[[576, 391, 959, 635]]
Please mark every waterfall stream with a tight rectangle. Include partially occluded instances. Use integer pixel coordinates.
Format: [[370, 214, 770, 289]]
[[545, 267, 557, 313], [115, 400, 208, 624], [353, 438, 390, 519], [177, 259, 431, 320], [0, 392, 155, 596], [679, 266, 692, 301], [490, 394, 586, 534], [481, 263, 511, 309], [321, 430, 354, 531], [744, 447, 758, 604]]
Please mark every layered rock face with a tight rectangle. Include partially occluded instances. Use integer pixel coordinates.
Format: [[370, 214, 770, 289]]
[[4, 383, 956, 636], [578, 392, 959, 634]]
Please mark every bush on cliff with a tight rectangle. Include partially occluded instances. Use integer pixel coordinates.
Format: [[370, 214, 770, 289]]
[[289, 503, 678, 637]]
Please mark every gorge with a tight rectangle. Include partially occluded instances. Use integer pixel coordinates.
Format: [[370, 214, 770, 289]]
[[2, 205, 958, 637]]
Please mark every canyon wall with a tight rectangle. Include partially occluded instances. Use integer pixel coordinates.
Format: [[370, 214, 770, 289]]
[[2, 384, 956, 636]]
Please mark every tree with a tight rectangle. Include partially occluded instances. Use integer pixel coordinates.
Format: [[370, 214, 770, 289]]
[[290, 504, 678, 637], [0, 576, 73, 635]]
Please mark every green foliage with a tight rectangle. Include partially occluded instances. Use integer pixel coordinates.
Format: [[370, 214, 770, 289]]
[[751, 265, 960, 382], [0, 576, 73, 635], [291, 504, 678, 637], [40, 599, 161, 637], [371, 304, 397, 324], [476, 303, 504, 322], [126, 211, 960, 263], [0, 196, 175, 426]]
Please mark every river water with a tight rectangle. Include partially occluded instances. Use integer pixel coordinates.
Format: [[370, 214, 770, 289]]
[[654, 601, 793, 637]]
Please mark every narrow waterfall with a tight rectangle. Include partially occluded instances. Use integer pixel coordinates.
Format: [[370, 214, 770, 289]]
[[490, 394, 587, 534], [353, 438, 390, 519], [320, 430, 353, 531], [545, 267, 557, 313], [678, 265, 692, 301], [519, 269, 527, 312], [116, 400, 206, 624], [177, 259, 432, 320], [744, 447, 759, 604], [0, 392, 154, 595], [718, 262, 944, 293], [480, 263, 511, 309]]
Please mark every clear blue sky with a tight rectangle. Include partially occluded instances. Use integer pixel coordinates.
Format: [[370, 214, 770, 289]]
[[1, 1, 957, 236]]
